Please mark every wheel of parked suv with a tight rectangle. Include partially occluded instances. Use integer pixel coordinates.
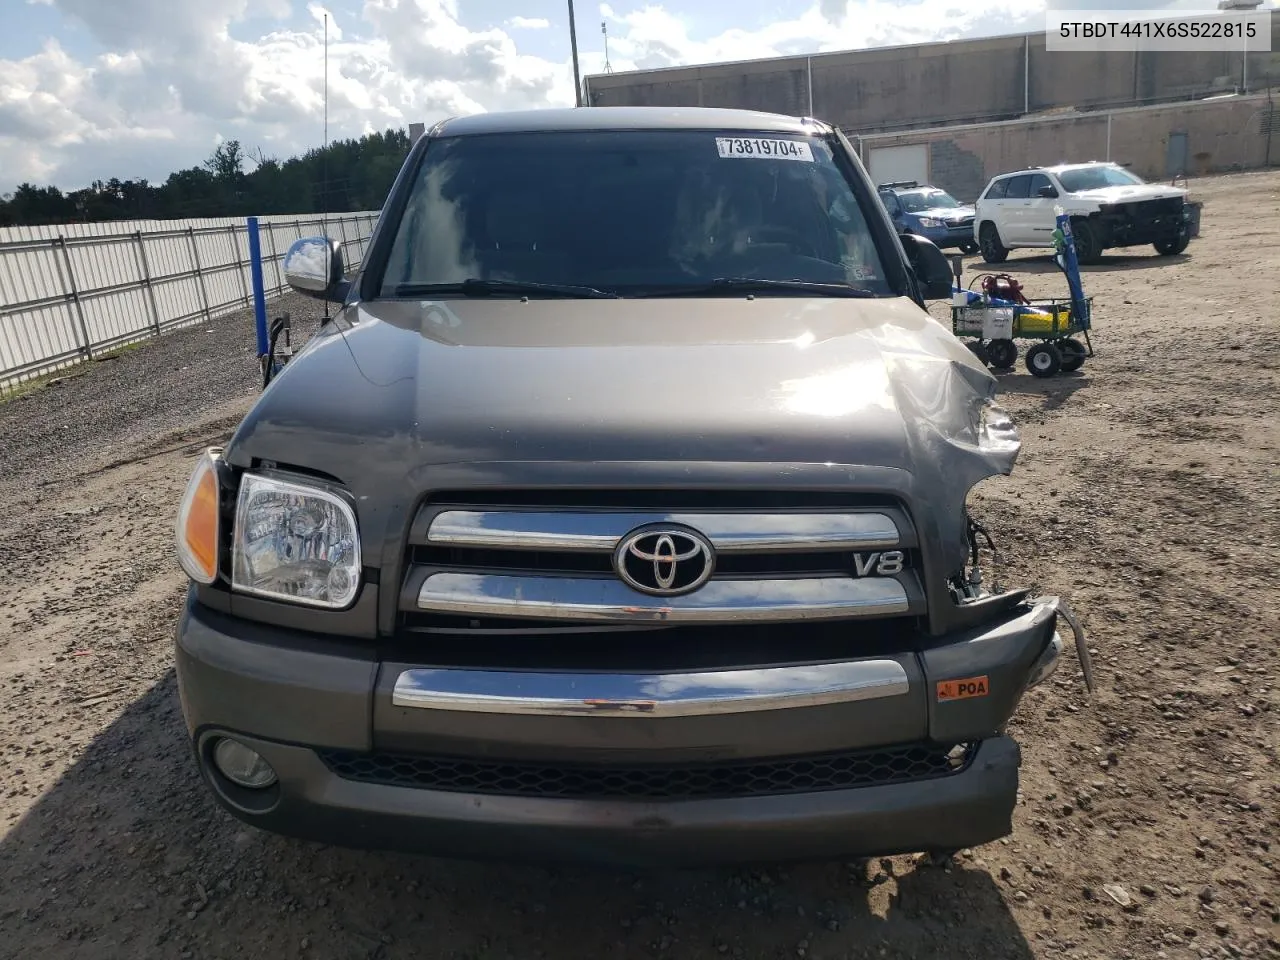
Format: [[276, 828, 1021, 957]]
[[965, 341, 990, 366], [960, 241, 979, 255], [985, 338, 1018, 370], [1025, 341, 1062, 378], [1154, 232, 1190, 256], [1057, 338, 1087, 372], [1070, 218, 1103, 265], [978, 223, 1008, 264]]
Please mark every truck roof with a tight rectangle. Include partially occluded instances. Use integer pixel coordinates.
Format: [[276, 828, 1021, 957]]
[[433, 106, 822, 138]]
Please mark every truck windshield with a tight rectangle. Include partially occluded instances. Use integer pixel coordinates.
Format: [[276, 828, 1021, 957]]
[[378, 130, 892, 298], [1057, 165, 1145, 192], [898, 189, 961, 212]]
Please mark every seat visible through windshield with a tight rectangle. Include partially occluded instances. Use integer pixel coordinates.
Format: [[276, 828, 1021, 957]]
[[379, 129, 891, 297]]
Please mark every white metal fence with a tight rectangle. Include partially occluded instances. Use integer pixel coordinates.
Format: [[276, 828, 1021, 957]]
[[0, 211, 380, 394]]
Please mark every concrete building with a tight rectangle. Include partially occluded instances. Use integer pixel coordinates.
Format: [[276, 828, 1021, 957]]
[[853, 93, 1280, 201], [583, 16, 1280, 199], [584, 21, 1280, 134]]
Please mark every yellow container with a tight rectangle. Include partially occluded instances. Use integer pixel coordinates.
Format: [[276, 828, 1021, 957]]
[[1016, 305, 1071, 335]]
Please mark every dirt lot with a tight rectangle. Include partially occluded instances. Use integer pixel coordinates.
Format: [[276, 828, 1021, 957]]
[[0, 169, 1276, 960]]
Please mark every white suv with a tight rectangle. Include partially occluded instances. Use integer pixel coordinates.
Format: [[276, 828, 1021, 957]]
[[973, 162, 1198, 265]]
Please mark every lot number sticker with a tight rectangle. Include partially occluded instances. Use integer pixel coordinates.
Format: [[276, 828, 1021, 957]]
[[716, 137, 814, 161]]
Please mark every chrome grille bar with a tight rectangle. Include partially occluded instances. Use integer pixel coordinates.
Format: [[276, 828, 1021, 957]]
[[415, 572, 911, 623], [390, 659, 911, 716], [425, 510, 902, 552]]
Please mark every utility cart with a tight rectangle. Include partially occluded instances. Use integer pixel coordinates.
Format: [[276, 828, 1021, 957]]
[[948, 212, 1095, 378]]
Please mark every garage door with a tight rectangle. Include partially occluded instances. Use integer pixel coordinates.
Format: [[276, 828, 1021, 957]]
[[868, 144, 929, 188]]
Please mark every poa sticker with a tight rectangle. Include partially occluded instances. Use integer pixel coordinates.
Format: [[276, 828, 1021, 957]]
[[716, 137, 814, 162], [936, 675, 990, 702]]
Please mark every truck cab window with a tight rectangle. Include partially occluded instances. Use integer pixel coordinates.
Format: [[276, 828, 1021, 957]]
[[379, 130, 893, 297]]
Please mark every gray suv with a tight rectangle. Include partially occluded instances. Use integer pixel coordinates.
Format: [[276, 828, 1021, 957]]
[[173, 107, 1085, 867]]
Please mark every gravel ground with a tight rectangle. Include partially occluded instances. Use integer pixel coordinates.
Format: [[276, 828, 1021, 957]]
[[0, 292, 333, 493], [0, 170, 1276, 960]]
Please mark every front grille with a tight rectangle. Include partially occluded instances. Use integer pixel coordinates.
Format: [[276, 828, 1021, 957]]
[[410, 544, 918, 578], [1111, 196, 1183, 226], [386, 617, 918, 671], [1137, 197, 1183, 217], [317, 742, 974, 801], [398, 492, 925, 645]]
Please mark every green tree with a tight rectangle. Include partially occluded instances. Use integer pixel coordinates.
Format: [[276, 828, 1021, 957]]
[[205, 140, 246, 181], [1, 127, 412, 227], [8, 183, 74, 225]]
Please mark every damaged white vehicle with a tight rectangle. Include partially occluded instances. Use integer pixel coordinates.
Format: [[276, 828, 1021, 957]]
[[975, 161, 1201, 264]]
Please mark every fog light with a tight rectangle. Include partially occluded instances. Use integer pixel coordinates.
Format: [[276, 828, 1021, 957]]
[[212, 738, 277, 789]]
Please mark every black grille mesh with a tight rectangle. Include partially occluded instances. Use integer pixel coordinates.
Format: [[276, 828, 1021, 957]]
[[317, 742, 973, 801], [1126, 197, 1183, 221]]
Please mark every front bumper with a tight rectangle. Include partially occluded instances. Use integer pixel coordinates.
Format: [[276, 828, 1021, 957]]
[[189, 727, 1021, 867], [175, 590, 1064, 866], [1097, 200, 1200, 246], [918, 224, 975, 249]]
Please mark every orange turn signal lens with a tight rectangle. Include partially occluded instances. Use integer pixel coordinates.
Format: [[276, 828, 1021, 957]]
[[176, 450, 221, 584]]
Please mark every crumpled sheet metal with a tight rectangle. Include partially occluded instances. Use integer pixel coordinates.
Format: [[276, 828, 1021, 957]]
[[872, 317, 1022, 575]]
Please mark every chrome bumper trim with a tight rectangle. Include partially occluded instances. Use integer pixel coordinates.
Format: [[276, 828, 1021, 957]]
[[424, 510, 902, 553], [415, 572, 911, 623], [391, 659, 911, 716]]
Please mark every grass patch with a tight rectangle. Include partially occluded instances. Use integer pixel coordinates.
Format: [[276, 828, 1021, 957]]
[[91, 340, 148, 362], [0, 368, 84, 403], [0, 338, 152, 403]]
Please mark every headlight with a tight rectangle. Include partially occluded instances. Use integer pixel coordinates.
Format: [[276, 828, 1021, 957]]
[[175, 449, 223, 585], [231, 473, 361, 608], [918, 217, 942, 228]]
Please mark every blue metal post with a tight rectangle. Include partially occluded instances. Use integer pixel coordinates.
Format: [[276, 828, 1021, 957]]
[[1054, 212, 1089, 330], [247, 217, 268, 357]]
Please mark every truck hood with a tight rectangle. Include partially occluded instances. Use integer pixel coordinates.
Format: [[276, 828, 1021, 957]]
[[1070, 184, 1186, 205], [225, 296, 1019, 563]]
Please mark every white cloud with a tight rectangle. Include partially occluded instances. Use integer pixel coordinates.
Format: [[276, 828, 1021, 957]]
[[593, 0, 1052, 73], [0, 40, 183, 186], [308, 3, 344, 40], [0, 0, 1204, 194]]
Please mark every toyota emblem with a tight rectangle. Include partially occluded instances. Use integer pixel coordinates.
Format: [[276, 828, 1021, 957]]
[[613, 525, 715, 596]]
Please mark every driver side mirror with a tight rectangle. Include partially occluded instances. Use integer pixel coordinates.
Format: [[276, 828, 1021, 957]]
[[1037, 185, 1059, 199], [899, 232, 953, 300], [283, 237, 349, 304]]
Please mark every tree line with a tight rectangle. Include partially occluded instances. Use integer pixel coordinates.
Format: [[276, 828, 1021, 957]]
[[0, 128, 412, 227]]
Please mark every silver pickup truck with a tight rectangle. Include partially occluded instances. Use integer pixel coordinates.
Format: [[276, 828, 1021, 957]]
[[172, 106, 1088, 867]]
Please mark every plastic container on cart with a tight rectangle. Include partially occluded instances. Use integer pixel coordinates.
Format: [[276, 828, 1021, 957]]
[[1014, 304, 1071, 334]]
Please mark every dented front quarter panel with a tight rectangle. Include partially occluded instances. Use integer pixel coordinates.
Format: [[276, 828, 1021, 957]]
[[869, 314, 1022, 577]]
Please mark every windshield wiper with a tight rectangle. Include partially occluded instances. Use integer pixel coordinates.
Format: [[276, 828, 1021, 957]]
[[632, 277, 877, 298], [393, 279, 620, 299]]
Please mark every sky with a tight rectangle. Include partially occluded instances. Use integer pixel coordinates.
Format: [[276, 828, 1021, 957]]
[[0, 0, 1265, 193]]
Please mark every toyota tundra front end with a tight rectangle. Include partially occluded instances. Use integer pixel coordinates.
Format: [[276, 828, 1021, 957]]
[[172, 107, 1089, 867]]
